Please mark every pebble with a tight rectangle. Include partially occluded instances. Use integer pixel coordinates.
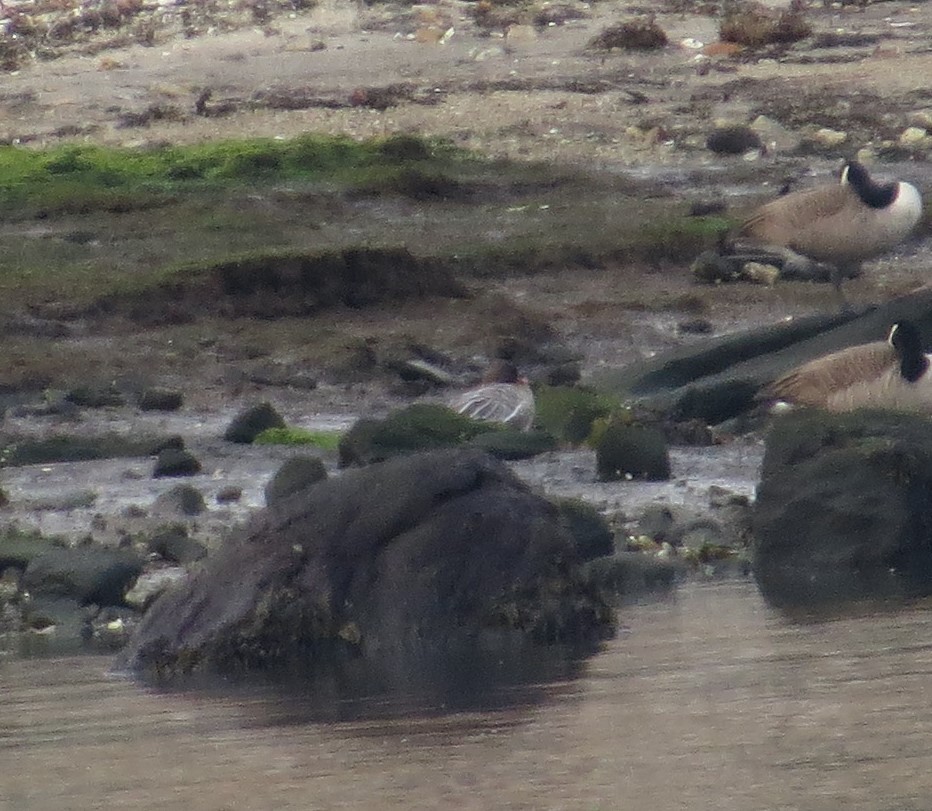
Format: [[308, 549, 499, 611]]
[[899, 126, 930, 148], [812, 127, 848, 147]]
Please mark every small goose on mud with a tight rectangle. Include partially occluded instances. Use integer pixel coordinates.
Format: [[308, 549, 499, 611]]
[[759, 320, 932, 413], [738, 161, 923, 308], [448, 360, 535, 431]]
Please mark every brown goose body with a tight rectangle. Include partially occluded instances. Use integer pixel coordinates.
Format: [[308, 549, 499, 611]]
[[740, 183, 910, 265], [447, 360, 536, 431], [738, 162, 922, 308], [761, 322, 932, 413]]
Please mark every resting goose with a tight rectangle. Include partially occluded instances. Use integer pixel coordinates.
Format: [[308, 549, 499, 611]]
[[738, 161, 922, 308], [760, 321, 932, 413], [448, 360, 535, 431]]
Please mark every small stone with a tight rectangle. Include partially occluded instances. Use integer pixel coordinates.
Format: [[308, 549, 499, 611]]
[[147, 524, 207, 562], [65, 385, 126, 408], [692, 250, 742, 283], [138, 388, 184, 412], [216, 486, 243, 504], [677, 318, 713, 335], [471, 46, 506, 61], [855, 146, 877, 165], [506, 24, 537, 42], [742, 261, 781, 286], [224, 402, 286, 444], [908, 110, 932, 130], [749, 115, 802, 153], [152, 484, 206, 517], [153, 448, 202, 478], [414, 26, 444, 44], [595, 422, 671, 482], [706, 125, 762, 155], [812, 127, 847, 147], [125, 567, 187, 609], [899, 126, 930, 148], [708, 484, 749, 508]]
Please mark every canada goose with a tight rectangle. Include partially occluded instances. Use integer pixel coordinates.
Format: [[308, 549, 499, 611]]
[[759, 320, 932, 413], [738, 161, 922, 308], [448, 360, 535, 431]]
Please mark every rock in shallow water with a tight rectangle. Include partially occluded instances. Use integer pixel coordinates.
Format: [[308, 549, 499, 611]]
[[116, 448, 615, 681], [753, 410, 932, 608]]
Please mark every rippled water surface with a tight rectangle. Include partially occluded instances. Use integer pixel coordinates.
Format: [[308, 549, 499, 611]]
[[6, 580, 932, 810]]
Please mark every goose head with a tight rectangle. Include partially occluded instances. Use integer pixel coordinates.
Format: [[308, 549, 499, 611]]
[[888, 320, 929, 383]]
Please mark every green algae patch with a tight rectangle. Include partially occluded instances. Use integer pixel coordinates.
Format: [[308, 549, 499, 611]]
[[0, 134, 457, 218], [254, 428, 343, 451], [534, 385, 619, 444]]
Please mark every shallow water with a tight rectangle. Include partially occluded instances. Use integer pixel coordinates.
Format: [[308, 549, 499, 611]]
[[6, 580, 932, 810]]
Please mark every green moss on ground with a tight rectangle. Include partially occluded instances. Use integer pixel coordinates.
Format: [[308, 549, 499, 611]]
[[0, 134, 458, 217], [254, 427, 343, 451]]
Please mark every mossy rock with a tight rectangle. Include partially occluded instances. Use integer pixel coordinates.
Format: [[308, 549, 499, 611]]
[[223, 402, 286, 444], [338, 403, 499, 467], [754, 410, 932, 607], [1, 433, 183, 466], [534, 385, 615, 444], [595, 422, 671, 482], [468, 429, 558, 460], [23, 546, 143, 606]]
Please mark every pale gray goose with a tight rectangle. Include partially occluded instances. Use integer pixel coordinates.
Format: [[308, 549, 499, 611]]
[[448, 360, 535, 431], [738, 161, 922, 309], [760, 321, 932, 413]]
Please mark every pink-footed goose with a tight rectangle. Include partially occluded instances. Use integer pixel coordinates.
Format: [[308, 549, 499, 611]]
[[448, 360, 535, 431]]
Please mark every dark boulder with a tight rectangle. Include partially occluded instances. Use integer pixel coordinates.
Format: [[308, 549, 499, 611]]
[[555, 498, 615, 561], [117, 449, 615, 680], [153, 448, 202, 478], [337, 404, 497, 467], [139, 388, 184, 412], [668, 379, 759, 426], [224, 402, 286, 444], [264, 456, 328, 507], [706, 125, 763, 155], [65, 385, 126, 408], [147, 525, 208, 564], [595, 422, 671, 482], [469, 429, 558, 460], [753, 410, 932, 608], [23, 546, 143, 606]]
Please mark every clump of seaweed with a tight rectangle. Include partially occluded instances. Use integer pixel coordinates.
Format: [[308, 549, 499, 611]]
[[587, 16, 668, 51], [720, 0, 811, 48]]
